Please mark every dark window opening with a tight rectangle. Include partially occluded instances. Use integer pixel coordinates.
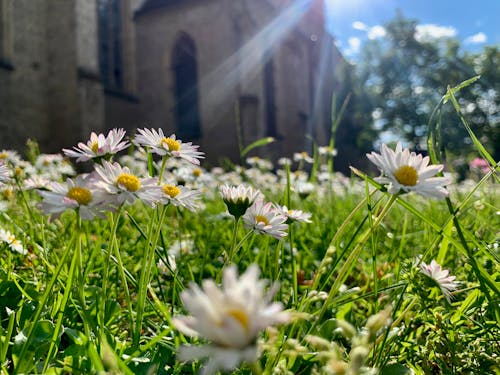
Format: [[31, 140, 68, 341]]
[[239, 95, 259, 145], [263, 53, 277, 138], [98, 0, 123, 90], [172, 33, 201, 140]]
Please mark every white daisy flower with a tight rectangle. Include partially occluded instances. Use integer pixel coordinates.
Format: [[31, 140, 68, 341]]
[[275, 205, 312, 224], [35, 153, 76, 180], [133, 128, 204, 165], [37, 174, 112, 220], [94, 161, 163, 207], [420, 260, 459, 302], [0, 150, 23, 165], [278, 157, 292, 166], [23, 175, 52, 190], [157, 252, 177, 275], [160, 184, 201, 211], [0, 162, 9, 183], [0, 228, 27, 255], [174, 264, 290, 375], [318, 146, 338, 157], [242, 199, 288, 239], [295, 181, 315, 199], [366, 142, 451, 199], [246, 156, 273, 171], [220, 184, 263, 219], [293, 151, 314, 164], [63, 128, 129, 162]]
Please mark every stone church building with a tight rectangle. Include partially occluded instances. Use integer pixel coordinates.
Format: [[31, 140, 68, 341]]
[[0, 0, 342, 164]]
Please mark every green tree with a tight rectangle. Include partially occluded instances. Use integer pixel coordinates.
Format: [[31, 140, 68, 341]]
[[357, 12, 499, 160]]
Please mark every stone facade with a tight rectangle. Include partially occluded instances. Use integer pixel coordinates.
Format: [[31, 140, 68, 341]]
[[0, 0, 342, 164]]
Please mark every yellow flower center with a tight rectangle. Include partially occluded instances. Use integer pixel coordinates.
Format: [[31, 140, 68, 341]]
[[116, 173, 141, 192], [0, 152, 7, 159], [3, 189, 13, 200], [227, 309, 250, 333], [66, 187, 92, 205], [255, 215, 270, 226], [394, 165, 418, 186], [192, 168, 201, 177], [90, 141, 99, 153], [161, 137, 181, 152], [163, 184, 180, 198]]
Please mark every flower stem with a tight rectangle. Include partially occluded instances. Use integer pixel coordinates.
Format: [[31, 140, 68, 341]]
[[134, 205, 167, 347], [226, 217, 241, 264], [310, 194, 397, 333]]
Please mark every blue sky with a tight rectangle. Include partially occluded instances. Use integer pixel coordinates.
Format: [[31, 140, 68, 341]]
[[325, 0, 500, 58]]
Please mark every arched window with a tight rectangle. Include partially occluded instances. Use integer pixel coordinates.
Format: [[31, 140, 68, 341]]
[[0, 0, 13, 68], [98, 0, 123, 89], [172, 33, 201, 140], [263, 52, 277, 137]]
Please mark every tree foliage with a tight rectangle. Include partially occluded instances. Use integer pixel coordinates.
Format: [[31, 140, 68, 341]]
[[354, 12, 499, 160]]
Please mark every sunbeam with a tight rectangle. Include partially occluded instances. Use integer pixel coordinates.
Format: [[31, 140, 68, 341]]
[[198, 0, 315, 131]]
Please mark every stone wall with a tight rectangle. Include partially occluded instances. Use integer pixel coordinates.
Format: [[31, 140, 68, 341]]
[[0, 0, 340, 164]]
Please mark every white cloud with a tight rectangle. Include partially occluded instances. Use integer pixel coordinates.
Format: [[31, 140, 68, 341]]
[[464, 32, 487, 44], [368, 25, 386, 40], [352, 21, 367, 31], [415, 24, 457, 42], [345, 37, 361, 56]]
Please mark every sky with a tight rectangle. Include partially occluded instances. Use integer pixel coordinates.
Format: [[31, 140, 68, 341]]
[[325, 0, 500, 59]]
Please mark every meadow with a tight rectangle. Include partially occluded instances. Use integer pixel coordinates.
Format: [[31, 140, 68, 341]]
[[0, 86, 498, 375]]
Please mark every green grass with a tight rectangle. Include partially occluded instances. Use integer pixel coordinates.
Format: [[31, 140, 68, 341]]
[[0, 82, 499, 374]]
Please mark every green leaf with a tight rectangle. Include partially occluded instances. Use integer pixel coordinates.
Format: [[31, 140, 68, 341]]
[[443, 75, 481, 102], [380, 363, 413, 375], [451, 289, 481, 324], [240, 137, 275, 158]]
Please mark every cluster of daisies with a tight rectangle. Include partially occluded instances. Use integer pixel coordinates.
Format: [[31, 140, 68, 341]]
[[23, 128, 203, 220], [0, 130, 467, 374]]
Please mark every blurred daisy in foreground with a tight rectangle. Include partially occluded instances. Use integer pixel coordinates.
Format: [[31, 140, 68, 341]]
[[220, 184, 262, 220], [174, 264, 290, 375], [0, 228, 27, 255], [63, 128, 129, 162], [94, 161, 162, 207], [37, 175, 111, 220], [367, 142, 450, 199], [133, 128, 204, 165], [160, 184, 201, 211], [420, 260, 459, 302], [242, 199, 288, 239]]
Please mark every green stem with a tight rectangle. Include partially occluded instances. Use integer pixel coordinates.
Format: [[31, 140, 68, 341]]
[[445, 197, 500, 297], [72, 216, 93, 344], [158, 157, 168, 184], [134, 205, 167, 346], [100, 206, 123, 341], [226, 217, 241, 264], [13, 231, 76, 374], [309, 194, 397, 332], [43, 218, 81, 371], [249, 360, 263, 375], [288, 223, 298, 306], [366, 181, 379, 311]]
